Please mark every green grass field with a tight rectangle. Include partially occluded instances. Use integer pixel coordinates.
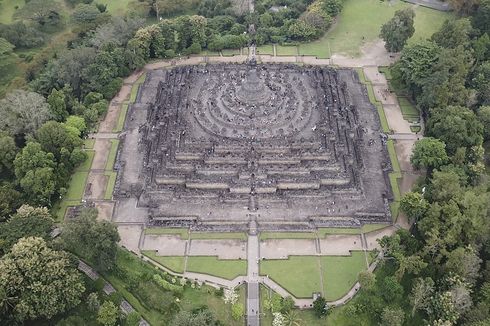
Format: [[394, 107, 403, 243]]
[[276, 45, 298, 56], [99, 0, 133, 15], [144, 228, 189, 239], [256, 44, 274, 55], [64, 171, 89, 200], [186, 257, 247, 280], [83, 138, 95, 149], [0, 0, 25, 24], [190, 232, 247, 240], [104, 139, 119, 170], [113, 102, 129, 132], [260, 256, 322, 298], [298, 0, 452, 58], [259, 232, 317, 240], [76, 150, 95, 172], [322, 252, 367, 301], [103, 171, 117, 200], [142, 251, 185, 273]]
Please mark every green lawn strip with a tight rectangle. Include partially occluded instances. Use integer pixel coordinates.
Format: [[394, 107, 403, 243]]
[[408, 5, 453, 45], [298, 39, 331, 58], [52, 200, 81, 222], [144, 227, 189, 239], [256, 44, 274, 55], [186, 257, 247, 280], [387, 139, 401, 173], [142, 251, 185, 273], [259, 232, 317, 240], [112, 102, 129, 132], [129, 73, 147, 103], [276, 45, 298, 56], [221, 48, 241, 56], [103, 171, 117, 200], [190, 232, 247, 240], [321, 252, 367, 301], [104, 139, 120, 171], [83, 138, 95, 149], [260, 256, 322, 298], [65, 171, 89, 200], [410, 125, 422, 133], [361, 223, 390, 234], [76, 150, 95, 172], [398, 97, 419, 120], [317, 227, 361, 238]]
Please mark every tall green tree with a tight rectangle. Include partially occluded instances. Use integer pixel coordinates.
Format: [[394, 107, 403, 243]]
[[0, 237, 85, 321], [47, 89, 69, 122], [0, 90, 52, 136], [0, 132, 18, 175], [62, 208, 120, 272], [380, 8, 415, 52], [411, 137, 449, 171], [0, 205, 54, 254]]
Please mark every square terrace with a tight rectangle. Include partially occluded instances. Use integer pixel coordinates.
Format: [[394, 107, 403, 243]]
[[114, 64, 393, 231]]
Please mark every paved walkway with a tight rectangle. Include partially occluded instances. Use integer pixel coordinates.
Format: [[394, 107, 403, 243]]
[[247, 235, 260, 326]]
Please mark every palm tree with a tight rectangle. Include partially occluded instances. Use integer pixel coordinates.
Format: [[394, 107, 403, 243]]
[[283, 310, 303, 326], [0, 286, 16, 314]]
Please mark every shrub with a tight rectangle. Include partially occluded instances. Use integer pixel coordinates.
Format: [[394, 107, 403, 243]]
[[153, 274, 183, 294]]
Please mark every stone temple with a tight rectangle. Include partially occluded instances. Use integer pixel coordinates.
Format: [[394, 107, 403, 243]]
[[114, 64, 393, 231]]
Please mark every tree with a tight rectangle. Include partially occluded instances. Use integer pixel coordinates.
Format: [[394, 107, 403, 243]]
[[380, 306, 404, 326], [0, 237, 84, 321], [36, 121, 83, 160], [427, 106, 483, 155], [47, 89, 68, 122], [0, 183, 21, 221], [97, 301, 119, 326], [358, 271, 376, 290], [62, 208, 120, 272], [380, 8, 415, 52], [398, 41, 440, 93], [87, 292, 100, 312], [450, 0, 479, 16], [477, 106, 490, 140], [380, 276, 404, 302], [0, 22, 44, 49], [0, 90, 52, 136], [283, 310, 302, 326], [400, 192, 429, 223], [281, 296, 295, 313], [312, 296, 328, 317], [410, 277, 435, 317], [431, 18, 472, 49], [411, 137, 449, 171], [0, 132, 18, 175], [66, 115, 87, 136], [0, 205, 54, 254], [445, 247, 481, 285], [13, 142, 58, 206], [472, 0, 490, 34]]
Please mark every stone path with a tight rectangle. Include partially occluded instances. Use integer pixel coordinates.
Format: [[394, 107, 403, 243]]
[[247, 235, 260, 326]]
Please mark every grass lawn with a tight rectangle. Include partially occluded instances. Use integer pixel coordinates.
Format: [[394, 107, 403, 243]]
[[321, 252, 367, 301], [260, 256, 322, 298], [221, 48, 241, 56], [99, 0, 132, 15], [298, 0, 452, 58], [103, 171, 117, 200], [387, 139, 401, 173], [318, 227, 361, 237], [76, 150, 95, 172], [256, 44, 274, 55], [361, 223, 390, 233], [398, 97, 419, 122], [276, 45, 298, 56], [142, 251, 185, 273], [186, 257, 247, 280], [0, 0, 25, 24], [144, 227, 189, 239], [387, 139, 402, 219], [190, 232, 247, 240], [83, 138, 95, 149], [259, 232, 317, 240], [129, 73, 147, 103], [113, 102, 129, 132], [105, 139, 119, 170], [64, 171, 89, 200]]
